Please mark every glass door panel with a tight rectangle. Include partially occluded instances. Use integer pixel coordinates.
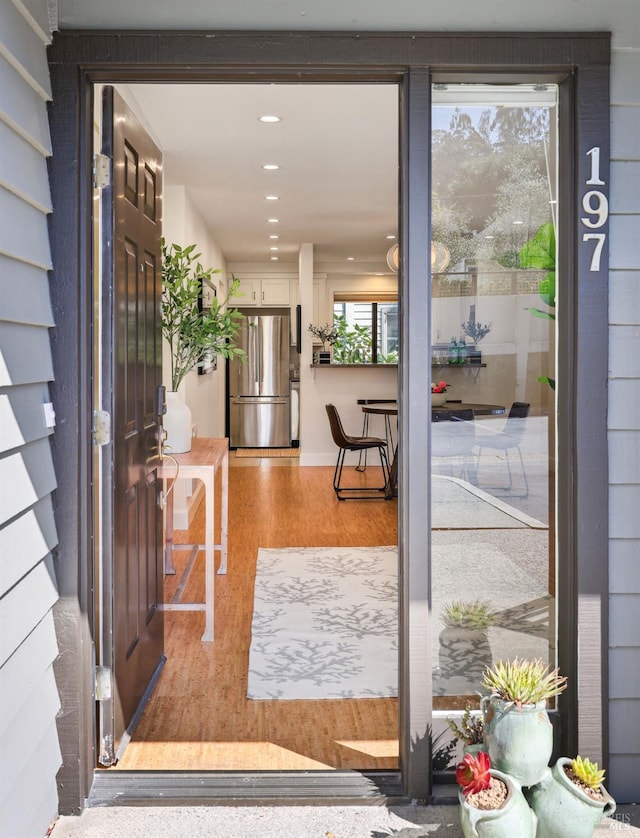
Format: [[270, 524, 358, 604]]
[[430, 84, 558, 711]]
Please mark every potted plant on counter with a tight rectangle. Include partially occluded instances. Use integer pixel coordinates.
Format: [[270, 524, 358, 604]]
[[461, 316, 492, 365], [308, 322, 338, 364], [526, 755, 616, 838], [457, 751, 537, 838], [162, 239, 244, 452], [480, 657, 567, 787]]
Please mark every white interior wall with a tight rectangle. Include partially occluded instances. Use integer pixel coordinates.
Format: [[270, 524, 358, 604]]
[[163, 185, 229, 525]]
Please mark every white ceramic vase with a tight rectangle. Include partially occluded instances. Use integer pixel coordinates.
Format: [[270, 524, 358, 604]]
[[163, 390, 192, 453]]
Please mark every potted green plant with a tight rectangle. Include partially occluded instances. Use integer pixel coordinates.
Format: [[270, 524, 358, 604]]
[[457, 751, 537, 838], [437, 600, 495, 696], [526, 756, 616, 838], [162, 239, 244, 451], [480, 657, 567, 787], [308, 322, 338, 364], [448, 705, 485, 756]]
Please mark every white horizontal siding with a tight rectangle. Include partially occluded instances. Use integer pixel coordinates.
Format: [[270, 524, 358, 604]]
[[608, 271, 640, 325], [0, 321, 54, 386], [0, 117, 53, 211], [0, 495, 57, 594], [609, 539, 640, 594], [0, 2, 60, 833], [0, 608, 58, 733], [610, 162, 640, 214], [0, 254, 54, 326], [0, 554, 58, 666], [0, 437, 57, 527], [0, 53, 51, 155], [0, 185, 51, 267], [0, 382, 55, 453], [0, 719, 61, 838], [11, 0, 51, 43], [0, 0, 51, 98], [609, 649, 640, 697], [608, 44, 640, 803]]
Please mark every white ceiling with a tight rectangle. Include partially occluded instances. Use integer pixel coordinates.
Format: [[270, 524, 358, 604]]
[[58, 0, 635, 42], [122, 83, 399, 268]]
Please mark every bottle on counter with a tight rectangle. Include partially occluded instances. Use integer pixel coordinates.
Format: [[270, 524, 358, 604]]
[[458, 337, 467, 365], [449, 337, 459, 364]]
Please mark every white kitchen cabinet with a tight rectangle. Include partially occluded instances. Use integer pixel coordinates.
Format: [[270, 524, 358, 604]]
[[236, 277, 291, 307]]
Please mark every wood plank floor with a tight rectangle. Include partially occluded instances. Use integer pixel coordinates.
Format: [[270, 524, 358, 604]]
[[116, 462, 399, 771]]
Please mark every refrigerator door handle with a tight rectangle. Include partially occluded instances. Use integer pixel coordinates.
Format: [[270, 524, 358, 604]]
[[232, 397, 289, 405]]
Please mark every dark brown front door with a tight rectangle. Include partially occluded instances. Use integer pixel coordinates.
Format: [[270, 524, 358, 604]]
[[99, 87, 164, 761]]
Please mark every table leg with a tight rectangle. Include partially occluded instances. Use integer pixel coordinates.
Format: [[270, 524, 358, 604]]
[[218, 449, 228, 575], [201, 471, 215, 642], [164, 483, 176, 575]]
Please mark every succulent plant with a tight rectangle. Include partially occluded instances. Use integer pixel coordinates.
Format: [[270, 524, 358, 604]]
[[456, 751, 492, 797], [571, 756, 606, 791], [482, 657, 567, 709], [447, 706, 484, 745], [443, 599, 496, 630]]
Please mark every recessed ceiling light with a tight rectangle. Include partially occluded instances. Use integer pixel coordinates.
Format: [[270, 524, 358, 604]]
[[259, 115, 281, 123], [386, 234, 396, 240], [270, 247, 279, 251], [347, 257, 355, 261], [265, 195, 279, 201], [270, 256, 279, 261], [262, 163, 280, 170], [269, 235, 279, 240], [267, 218, 279, 223]]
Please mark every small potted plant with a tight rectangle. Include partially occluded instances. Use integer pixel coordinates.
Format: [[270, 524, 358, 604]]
[[437, 600, 495, 697], [431, 379, 449, 407], [480, 657, 567, 787], [448, 705, 485, 756], [308, 322, 338, 364], [526, 756, 616, 838], [457, 751, 537, 838], [461, 317, 492, 365], [162, 240, 244, 451]]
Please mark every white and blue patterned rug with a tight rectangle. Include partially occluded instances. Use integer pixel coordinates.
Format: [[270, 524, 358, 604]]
[[247, 546, 398, 700]]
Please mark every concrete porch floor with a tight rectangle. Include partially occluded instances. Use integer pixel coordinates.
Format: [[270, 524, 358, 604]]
[[50, 801, 640, 837]]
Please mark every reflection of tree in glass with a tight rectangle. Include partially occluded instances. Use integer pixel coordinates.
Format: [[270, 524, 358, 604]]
[[432, 105, 554, 272]]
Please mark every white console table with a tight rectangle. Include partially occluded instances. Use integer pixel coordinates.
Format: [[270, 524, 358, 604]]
[[159, 437, 228, 641]]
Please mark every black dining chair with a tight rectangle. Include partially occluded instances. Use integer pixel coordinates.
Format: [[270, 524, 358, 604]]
[[474, 401, 530, 496], [325, 404, 391, 500]]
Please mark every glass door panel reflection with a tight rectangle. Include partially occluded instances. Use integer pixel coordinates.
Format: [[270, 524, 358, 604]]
[[430, 84, 558, 710]]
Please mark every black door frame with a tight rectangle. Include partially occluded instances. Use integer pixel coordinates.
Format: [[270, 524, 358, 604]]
[[47, 30, 610, 812]]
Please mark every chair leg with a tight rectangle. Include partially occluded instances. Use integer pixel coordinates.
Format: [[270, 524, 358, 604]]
[[356, 413, 369, 472], [476, 445, 529, 497], [333, 445, 391, 500]]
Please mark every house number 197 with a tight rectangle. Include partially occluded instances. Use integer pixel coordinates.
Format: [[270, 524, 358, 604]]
[[581, 147, 608, 271]]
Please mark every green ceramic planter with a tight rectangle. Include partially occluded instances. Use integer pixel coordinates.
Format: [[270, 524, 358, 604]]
[[526, 757, 616, 838], [459, 768, 537, 838], [480, 695, 553, 787]]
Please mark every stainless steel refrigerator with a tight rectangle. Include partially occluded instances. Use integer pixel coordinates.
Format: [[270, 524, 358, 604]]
[[229, 314, 291, 447]]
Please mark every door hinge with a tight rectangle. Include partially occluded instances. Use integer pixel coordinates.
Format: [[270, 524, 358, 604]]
[[93, 409, 111, 446], [95, 665, 112, 701], [93, 153, 111, 189]]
